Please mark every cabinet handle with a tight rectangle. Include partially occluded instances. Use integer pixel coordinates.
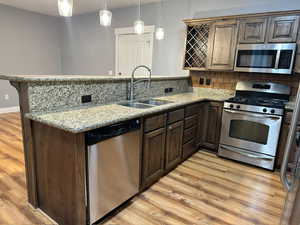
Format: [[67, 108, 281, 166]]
[[169, 126, 173, 130]]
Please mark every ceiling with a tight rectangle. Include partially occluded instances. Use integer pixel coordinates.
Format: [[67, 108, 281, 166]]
[[0, 0, 162, 17]]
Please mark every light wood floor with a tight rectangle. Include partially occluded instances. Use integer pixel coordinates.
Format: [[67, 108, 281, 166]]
[[0, 113, 286, 225]]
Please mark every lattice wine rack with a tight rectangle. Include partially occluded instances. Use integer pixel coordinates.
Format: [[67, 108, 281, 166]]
[[184, 24, 210, 69]]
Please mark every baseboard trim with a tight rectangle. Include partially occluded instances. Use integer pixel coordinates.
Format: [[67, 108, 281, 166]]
[[0, 106, 20, 114]]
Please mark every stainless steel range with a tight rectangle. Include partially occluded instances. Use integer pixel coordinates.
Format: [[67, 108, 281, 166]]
[[218, 81, 291, 170]]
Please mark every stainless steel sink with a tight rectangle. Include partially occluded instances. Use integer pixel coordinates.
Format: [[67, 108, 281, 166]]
[[118, 99, 173, 109], [138, 99, 173, 106], [118, 102, 154, 109]]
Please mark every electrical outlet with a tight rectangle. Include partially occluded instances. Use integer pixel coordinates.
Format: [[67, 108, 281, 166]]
[[4, 94, 9, 100], [206, 78, 211, 86], [199, 77, 205, 85], [81, 95, 92, 103], [164, 88, 173, 93], [108, 70, 113, 75]]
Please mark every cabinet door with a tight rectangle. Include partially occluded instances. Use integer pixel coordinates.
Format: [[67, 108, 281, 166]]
[[196, 102, 207, 146], [268, 15, 300, 43], [207, 20, 238, 70], [165, 121, 183, 170], [295, 29, 300, 73], [277, 124, 300, 168], [202, 102, 223, 151], [239, 17, 268, 43], [184, 23, 211, 70], [142, 128, 166, 187]]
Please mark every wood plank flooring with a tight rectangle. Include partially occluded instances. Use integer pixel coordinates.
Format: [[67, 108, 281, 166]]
[[0, 113, 286, 225]]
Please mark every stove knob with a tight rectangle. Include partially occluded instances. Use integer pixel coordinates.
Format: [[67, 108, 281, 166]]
[[263, 108, 267, 113], [271, 109, 275, 114], [229, 104, 234, 108], [236, 105, 241, 109]]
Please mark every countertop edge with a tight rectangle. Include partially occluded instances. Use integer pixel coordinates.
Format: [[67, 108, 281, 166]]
[[26, 97, 226, 133], [0, 74, 190, 82]]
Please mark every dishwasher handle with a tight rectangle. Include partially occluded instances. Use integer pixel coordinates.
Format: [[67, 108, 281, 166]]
[[85, 119, 140, 146]]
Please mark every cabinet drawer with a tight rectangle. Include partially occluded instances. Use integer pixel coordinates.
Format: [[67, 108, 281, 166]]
[[183, 126, 197, 144], [185, 115, 198, 129], [284, 111, 300, 125], [182, 139, 197, 159], [185, 104, 199, 117], [144, 113, 167, 132], [168, 108, 184, 124]]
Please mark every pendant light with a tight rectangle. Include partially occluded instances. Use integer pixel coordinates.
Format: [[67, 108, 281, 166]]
[[134, 0, 145, 34], [99, 0, 112, 27], [58, 0, 73, 17], [155, 0, 165, 40]]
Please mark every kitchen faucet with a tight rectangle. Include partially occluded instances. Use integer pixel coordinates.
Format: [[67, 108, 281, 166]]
[[129, 65, 152, 101]]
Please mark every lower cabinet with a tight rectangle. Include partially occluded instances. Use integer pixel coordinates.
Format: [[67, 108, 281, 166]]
[[142, 127, 166, 187], [276, 119, 300, 168], [196, 102, 207, 146], [141, 101, 223, 188], [182, 104, 199, 159], [165, 121, 184, 171], [200, 102, 223, 151]]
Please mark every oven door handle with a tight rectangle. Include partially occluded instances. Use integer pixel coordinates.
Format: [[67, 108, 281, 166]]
[[220, 145, 274, 161], [223, 109, 280, 120]]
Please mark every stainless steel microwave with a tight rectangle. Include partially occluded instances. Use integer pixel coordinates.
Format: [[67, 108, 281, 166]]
[[234, 43, 297, 74]]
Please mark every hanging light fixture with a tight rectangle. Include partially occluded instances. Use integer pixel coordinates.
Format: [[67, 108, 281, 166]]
[[99, 0, 112, 27], [155, 0, 165, 40], [155, 27, 165, 40], [58, 0, 73, 17], [134, 0, 145, 34]]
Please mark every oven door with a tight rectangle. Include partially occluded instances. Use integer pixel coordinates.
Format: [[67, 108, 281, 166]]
[[220, 109, 282, 156]]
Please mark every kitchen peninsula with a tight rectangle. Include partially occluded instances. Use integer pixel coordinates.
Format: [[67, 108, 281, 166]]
[[0, 74, 233, 225]]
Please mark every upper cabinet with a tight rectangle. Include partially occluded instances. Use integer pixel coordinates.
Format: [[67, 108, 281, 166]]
[[295, 28, 300, 73], [207, 20, 238, 70], [183, 10, 300, 72], [238, 17, 268, 43], [184, 23, 211, 70], [268, 16, 300, 43]]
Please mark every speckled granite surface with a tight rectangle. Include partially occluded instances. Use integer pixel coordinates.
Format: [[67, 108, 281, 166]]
[[26, 90, 234, 133], [27, 79, 190, 112], [0, 74, 189, 82], [285, 100, 295, 111]]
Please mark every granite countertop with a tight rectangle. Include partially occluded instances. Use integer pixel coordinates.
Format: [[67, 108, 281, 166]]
[[285, 101, 295, 111], [0, 74, 189, 82], [26, 90, 234, 133]]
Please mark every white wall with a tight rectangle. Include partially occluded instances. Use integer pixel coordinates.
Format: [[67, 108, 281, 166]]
[[0, 4, 62, 108], [1, 0, 300, 108], [60, 0, 300, 76]]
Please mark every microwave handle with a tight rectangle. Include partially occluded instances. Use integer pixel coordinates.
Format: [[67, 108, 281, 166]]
[[274, 50, 281, 69]]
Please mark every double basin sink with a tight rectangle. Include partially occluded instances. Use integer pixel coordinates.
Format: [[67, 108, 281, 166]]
[[118, 99, 173, 109]]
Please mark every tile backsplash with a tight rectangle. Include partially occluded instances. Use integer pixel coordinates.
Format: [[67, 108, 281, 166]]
[[191, 71, 300, 96]]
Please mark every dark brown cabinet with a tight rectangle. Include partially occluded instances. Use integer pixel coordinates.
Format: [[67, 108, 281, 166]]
[[277, 111, 300, 168], [196, 102, 207, 146], [165, 121, 184, 170], [201, 102, 223, 151], [182, 104, 200, 159], [184, 11, 300, 72], [207, 20, 238, 70], [268, 15, 300, 43], [142, 127, 166, 187], [238, 17, 268, 43], [295, 29, 300, 73]]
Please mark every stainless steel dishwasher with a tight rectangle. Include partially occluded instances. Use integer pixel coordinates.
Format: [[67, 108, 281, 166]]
[[85, 119, 141, 224]]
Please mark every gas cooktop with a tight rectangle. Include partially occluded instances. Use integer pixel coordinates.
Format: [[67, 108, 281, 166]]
[[226, 96, 287, 109]]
